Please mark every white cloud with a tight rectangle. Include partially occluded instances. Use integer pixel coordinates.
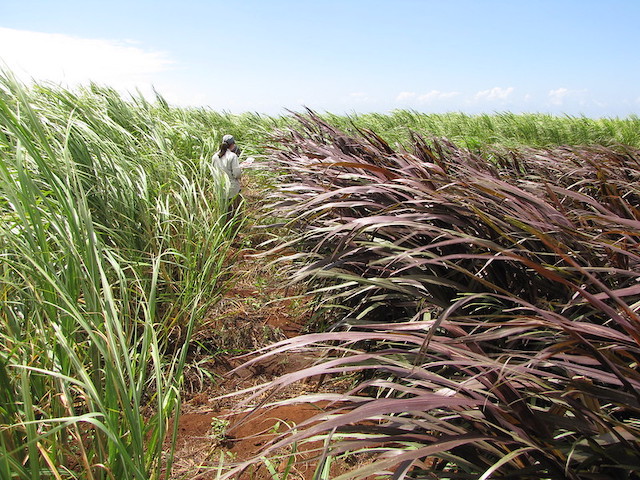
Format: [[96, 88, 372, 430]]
[[395, 90, 459, 104], [474, 86, 515, 102], [417, 90, 460, 103], [548, 87, 589, 106], [348, 91, 373, 104], [0, 28, 174, 95], [396, 91, 416, 101], [548, 87, 570, 105]]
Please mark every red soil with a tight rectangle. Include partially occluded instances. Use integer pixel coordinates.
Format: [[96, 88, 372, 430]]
[[169, 245, 353, 480]]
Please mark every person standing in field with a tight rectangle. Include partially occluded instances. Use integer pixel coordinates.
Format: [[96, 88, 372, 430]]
[[212, 134, 242, 216]]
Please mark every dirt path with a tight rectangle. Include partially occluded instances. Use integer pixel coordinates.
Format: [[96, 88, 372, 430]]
[[168, 177, 355, 479], [171, 247, 351, 480]]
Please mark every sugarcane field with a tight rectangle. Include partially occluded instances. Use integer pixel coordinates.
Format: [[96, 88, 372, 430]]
[[2, 2, 640, 478], [1, 72, 639, 479]]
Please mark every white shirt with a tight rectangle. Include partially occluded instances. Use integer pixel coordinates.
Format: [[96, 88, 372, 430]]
[[212, 150, 241, 197]]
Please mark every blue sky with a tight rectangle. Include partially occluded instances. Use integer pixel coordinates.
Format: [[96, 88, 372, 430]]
[[1, 0, 639, 117]]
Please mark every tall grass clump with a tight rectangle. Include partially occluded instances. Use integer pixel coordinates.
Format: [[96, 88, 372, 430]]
[[225, 112, 640, 479], [0, 72, 239, 479]]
